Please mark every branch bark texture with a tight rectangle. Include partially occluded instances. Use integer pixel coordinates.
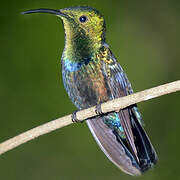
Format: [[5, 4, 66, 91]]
[[0, 80, 180, 156]]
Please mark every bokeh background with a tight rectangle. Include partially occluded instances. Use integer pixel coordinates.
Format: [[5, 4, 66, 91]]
[[0, 0, 180, 180]]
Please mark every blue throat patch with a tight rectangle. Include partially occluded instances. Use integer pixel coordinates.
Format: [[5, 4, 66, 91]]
[[64, 58, 91, 72]]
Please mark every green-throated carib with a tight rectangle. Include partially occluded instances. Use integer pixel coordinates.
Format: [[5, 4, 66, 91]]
[[23, 6, 157, 176]]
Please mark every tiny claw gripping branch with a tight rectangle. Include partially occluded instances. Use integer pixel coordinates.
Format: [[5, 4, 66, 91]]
[[95, 103, 103, 116], [71, 110, 81, 123]]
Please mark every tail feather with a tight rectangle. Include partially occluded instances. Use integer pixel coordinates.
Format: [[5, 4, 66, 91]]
[[130, 109, 157, 171], [86, 107, 157, 175]]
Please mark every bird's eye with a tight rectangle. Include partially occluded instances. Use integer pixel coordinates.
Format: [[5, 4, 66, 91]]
[[79, 15, 88, 23]]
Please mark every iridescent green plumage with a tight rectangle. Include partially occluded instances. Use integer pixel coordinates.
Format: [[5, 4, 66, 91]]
[[59, 7, 105, 62], [23, 6, 157, 176]]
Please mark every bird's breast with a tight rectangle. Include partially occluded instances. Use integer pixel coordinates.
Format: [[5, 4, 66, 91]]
[[62, 58, 112, 109]]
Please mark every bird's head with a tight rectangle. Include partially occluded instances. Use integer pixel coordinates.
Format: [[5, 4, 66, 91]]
[[59, 6, 106, 44], [23, 6, 106, 58]]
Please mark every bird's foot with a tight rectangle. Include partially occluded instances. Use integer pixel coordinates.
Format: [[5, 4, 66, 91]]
[[95, 103, 103, 116], [72, 103, 104, 123], [72, 110, 83, 123]]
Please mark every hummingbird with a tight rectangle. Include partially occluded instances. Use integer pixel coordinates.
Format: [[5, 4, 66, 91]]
[[23, 6, 157, 176]]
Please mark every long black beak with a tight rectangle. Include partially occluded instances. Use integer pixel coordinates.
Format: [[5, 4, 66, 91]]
[[22, 8, 67, 17]]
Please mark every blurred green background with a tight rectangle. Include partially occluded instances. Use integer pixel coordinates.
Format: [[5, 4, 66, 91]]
[[0, 0, 180, 179]]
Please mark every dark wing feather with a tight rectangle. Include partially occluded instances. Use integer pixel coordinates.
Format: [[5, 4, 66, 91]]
[[86, 46, 142, 175], [101, 48, 139, 161]]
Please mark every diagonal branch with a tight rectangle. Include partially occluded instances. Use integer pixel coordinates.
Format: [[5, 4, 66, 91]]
[[0, 80, 180, 156]]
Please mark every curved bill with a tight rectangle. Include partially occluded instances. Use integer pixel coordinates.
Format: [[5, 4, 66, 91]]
[[22, 8, 67, 17]]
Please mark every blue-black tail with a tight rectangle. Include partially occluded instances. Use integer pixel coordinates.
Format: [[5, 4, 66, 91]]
[[86, 106, 157, 175], [130, 107, 157, 172]]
